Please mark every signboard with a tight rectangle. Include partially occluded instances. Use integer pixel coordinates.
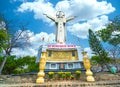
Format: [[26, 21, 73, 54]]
[[47, 44, 76, 48]]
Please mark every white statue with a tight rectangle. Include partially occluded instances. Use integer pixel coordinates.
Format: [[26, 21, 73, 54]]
[[44, 11, 75, 44]]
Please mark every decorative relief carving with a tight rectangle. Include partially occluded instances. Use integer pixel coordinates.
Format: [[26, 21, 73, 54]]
[[46, 51, 78, 61]]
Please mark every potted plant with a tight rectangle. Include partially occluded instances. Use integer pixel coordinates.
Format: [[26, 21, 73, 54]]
[[48, 72, 54, 80], [75, 70, 81, 80], [57, 71, 63, 80], [70, 75, 74, 80], [65, 72, 71, 80]]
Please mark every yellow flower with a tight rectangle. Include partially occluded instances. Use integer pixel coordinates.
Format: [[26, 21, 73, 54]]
[[58, 71, 63, 74], [48, 72, 54, 75], [75, 70, 81, 74]]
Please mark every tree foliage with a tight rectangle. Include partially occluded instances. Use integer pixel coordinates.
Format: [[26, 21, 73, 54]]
[[0, 30, 8, 52], [97, 15, 120, 46], [96, 15, 120, 71], [89, 29, 107, 56], [0, 14, 31, 74], [0, 16, 9, 53], [0, 56, 38, 74], [88, 29, 110, 69], [90, 56, 111, 66]]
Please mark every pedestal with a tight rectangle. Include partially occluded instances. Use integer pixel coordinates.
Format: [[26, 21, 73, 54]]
[[36, 52, 46, 84], [82, 51, 95, 82]]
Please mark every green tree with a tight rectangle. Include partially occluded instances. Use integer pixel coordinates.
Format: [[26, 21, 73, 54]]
[[19, 56, 39, 72], [91, 56, 111, 66], [2, 56, 17, 74], [96, 15, 120, 71], [12, 56, 39, 74], [88, 29, 110, 70], [0, 24, 8, 53], [0, 14, 31, 74], [107, 46, 120, 71], [97, 15, 120, 46], [0, 56, 39, 74]]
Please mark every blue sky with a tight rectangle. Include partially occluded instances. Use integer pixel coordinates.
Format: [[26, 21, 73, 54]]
[[0, 0, 120, 57]]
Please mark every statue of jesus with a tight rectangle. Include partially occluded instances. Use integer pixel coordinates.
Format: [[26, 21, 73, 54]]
[[44, 11, 75, 44]]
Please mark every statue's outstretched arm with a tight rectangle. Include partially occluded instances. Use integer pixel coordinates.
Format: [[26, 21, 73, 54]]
[[43, 14, 55, 21], [66, 16, 76, 22]]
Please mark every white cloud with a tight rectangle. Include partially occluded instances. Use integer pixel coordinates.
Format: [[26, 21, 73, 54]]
[[11, 30, 55, 57], [111, 31, 120, 38], [77, 47, 93, 61], [17, 0, 115, 20], [68, 15, 109, 39], [84, 47, 93, 58], [55, 0, 115, 19], [0, 21, 6, 30], [12, 47, 37, 57], [29, 32, 55, 48], [112, 31, 120, 36], [17, 0, 115, 39], [17, 0, 55, 23]]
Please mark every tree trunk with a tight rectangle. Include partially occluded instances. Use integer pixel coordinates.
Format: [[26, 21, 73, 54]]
[[115, 63, 119, 72], [0, 55, 8, 75], [102, 59, 111, 72]]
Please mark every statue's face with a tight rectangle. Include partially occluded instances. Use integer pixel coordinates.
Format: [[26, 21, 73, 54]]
[[56, 11, 65, 18]]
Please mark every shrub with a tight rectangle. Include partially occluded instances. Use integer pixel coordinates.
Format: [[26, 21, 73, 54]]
[[75, 70, 81, 76], [57, 71, 64, 78], [70, 75, 74, 80], [65, 72, 71, 79], [48, 72, 54, 79], [75, 70, 81, 79], [62, 73, 66, 80]]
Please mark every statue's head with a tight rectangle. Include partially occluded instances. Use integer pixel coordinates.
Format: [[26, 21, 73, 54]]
[[56, 11, 65, 18]]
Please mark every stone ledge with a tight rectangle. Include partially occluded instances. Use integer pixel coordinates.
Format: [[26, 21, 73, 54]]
[[0, 80, 120, 87]]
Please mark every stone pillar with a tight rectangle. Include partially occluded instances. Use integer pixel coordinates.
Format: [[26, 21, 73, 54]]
[[82, 51, 95, 82], [36, 52, 46, 84]]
